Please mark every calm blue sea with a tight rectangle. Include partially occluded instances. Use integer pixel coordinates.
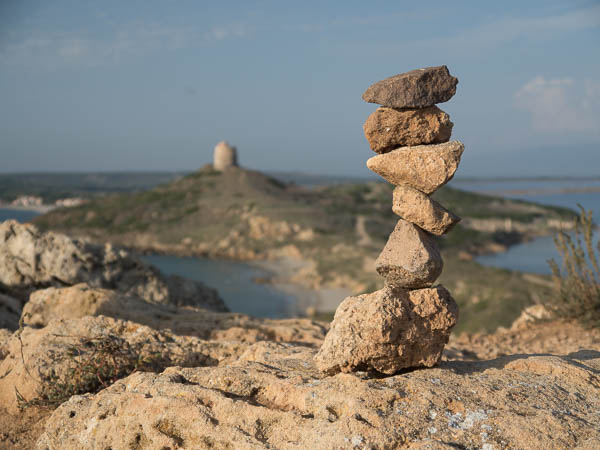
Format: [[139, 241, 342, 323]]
[[140, 254, 295, 318], [450, 179, 600, 274], [0, 208, 40, 223]]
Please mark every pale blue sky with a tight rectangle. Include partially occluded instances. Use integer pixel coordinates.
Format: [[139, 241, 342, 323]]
[[1, 0, 599, 176]]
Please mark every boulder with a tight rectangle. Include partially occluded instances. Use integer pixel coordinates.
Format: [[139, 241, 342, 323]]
[[375, 219, 443, 288], [0, 315, 248, 414], [392, 185, 460, 236], [36, 339, 600, 449], [363, 106, 453, 153], [366, 141, 464, 194], [20, 284, 326, 346], [362, 66, 458, 108], [315, 285, 457, 374], [0, 220, 226, 311]]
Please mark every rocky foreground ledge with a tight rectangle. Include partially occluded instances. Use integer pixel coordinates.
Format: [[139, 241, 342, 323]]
[[0, 284, 598, 449], [0, 220, 227, 323]]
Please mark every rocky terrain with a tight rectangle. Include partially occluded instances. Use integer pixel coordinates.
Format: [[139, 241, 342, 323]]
[[0, 182, 598, 448], [0, 282, 598, 449], [0, 220, 226, 324]]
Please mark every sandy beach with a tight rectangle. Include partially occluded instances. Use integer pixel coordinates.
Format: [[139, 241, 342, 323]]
[[251, 258, 352, 316]]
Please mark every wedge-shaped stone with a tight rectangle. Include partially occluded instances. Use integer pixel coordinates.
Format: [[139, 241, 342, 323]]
[[366, 141, 464, 194], [315, 285, 458, 374], [375, 219, 442, 288], [363, 106, 453, 153], [392, 185, 460, 235], [362, 66, 458, 108]]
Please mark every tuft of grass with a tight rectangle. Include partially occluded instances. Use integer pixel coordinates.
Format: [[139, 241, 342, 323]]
[[16, 334, 169, 410], [548, 206, 600, 327]]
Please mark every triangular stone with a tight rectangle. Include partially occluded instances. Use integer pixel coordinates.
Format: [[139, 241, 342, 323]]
[[366, 141, 464, 194], [375, 219, 442, 288]]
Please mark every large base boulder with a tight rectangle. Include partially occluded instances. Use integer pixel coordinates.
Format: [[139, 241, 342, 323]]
[[315, 285, 458, 375]]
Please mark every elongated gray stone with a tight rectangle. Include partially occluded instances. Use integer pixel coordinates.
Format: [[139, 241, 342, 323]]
[[362, 66, 458, 108]]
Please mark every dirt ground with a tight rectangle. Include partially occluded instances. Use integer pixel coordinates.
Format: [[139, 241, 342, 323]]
[[0, 406, 52, 450]]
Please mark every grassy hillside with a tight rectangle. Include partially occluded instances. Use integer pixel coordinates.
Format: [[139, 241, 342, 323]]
[[34, 165, 575, 332]]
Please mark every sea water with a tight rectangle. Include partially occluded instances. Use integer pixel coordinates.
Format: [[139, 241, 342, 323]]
[[449, 180, 600, 274]]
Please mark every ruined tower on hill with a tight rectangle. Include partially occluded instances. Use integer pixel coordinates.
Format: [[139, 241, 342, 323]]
[[213, 141, 238, 171]]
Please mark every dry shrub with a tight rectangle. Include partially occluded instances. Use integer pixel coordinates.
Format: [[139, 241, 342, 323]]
[[17, 334, 168, 409], [548, 206, 600, 326]]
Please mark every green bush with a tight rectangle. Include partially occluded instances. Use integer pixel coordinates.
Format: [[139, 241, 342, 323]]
[[548, 206, 600, 326]]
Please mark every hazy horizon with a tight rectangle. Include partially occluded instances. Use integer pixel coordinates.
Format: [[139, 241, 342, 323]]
[[1, 1, 599, 177]]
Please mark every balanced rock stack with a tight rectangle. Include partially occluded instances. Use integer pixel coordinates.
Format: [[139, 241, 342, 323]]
[[315, 66, 463, 375]]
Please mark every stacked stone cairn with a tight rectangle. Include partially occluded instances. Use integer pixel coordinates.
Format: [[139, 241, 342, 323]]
[[315, 66, 463, 375]]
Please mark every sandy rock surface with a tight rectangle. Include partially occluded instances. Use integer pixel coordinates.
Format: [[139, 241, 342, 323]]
[[366, 141, 464, 194], [0, 220, 225, 311], [315, 285, 458, 374], [392, 185, 460, 236], [36, 338, 600, 450], [362, 65, 458, 108], [21, 284, 326, 346], [363, 106, 453, 153], [0, 328, 11, 360], [375, 219, 443, 288], [0, 315, 248, 414]]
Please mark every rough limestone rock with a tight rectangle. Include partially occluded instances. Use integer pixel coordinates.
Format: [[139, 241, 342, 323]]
[[375, 219, 443, 288], [315, 285, 458, 374], [213, 140, 238, 171], [0, 292, 20, 331], [362, 66, 458, 108], [0, 220, 226, 311], [363, 106, 453, 153], [21, 284, 326, 346], [36, 338, 600, 449], [366, 141, 464, 194], [0, 315, 249, 414], [392, 185, 460, 236]]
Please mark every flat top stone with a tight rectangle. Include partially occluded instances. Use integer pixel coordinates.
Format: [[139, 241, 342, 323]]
[[362, 66, 458, 109]]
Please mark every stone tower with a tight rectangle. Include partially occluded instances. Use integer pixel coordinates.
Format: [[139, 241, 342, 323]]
[[315, 66, 462, 375], [213, 141, 238, 171]]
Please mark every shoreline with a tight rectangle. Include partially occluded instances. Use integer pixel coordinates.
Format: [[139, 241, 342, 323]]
[[0, 205, 55, 213], [250, 258, 353, 315]]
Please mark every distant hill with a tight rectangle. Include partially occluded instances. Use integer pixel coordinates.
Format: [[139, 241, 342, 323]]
[[34, 165, 576, 333], [0, 172, 186, 203]]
